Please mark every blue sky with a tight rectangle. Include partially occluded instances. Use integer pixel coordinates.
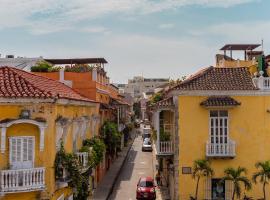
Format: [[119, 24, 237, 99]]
[[0, 0, 268, 83]]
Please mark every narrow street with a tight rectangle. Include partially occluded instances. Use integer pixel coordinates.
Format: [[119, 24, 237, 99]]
[[109, 136, 154, 200]]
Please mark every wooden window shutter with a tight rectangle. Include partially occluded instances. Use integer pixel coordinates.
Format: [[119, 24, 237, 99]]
[[225, 180, 233, 200], [28, 138, 33, 161], [10, 138, 17, 162], [204, 177, 212, 200], [16, 138, 22, 162], [23, 138, 28, 161]]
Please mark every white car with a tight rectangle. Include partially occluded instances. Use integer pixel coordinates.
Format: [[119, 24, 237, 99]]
[[142, 139, 152, 152]]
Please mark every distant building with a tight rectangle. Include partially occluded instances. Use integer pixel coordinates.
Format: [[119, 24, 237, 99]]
[[116, 76, 169, 100], [0, 55, 43, 71]]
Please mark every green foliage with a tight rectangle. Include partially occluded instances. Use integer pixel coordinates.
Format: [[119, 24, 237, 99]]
[[82, 137, 106, 167], [31, 61, 61, 72], [252, 161, 270, 200], [54, 143, 91, 200], [133, 102, 141, 118], [101, 121, 122, 155], [64, 64, 94, 72], [150, 93, 162, 105], [220, 166, 252, 200], [159, 128, 170, 141], [151, 129, 157, 141], [192, 159, 214, 200]]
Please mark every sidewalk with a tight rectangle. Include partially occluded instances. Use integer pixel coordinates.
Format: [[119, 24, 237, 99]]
[[152, 143, 171, 200], [92, 138, 134, 200]]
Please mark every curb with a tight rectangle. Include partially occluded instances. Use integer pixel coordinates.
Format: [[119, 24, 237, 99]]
[[106, 137, 135, 200]]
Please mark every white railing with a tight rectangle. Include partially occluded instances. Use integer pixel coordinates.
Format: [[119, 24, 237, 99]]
[[158, 141, 174, 155], [0, 167, 45, 193], [263, 78, 270, 89], [253, 76, 270, 90], [206, 140, 236, 157], [76, 152, 89, 167]]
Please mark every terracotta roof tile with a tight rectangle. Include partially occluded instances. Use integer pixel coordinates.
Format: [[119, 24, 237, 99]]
[[200, 96, 241, 107], [171, 66, 257, 91], [0, 66, 95, 102]]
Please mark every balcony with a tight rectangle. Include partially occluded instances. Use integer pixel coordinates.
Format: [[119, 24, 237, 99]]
[[157, 141, 174, 156], [0, 167, 45, 193], [76, 152, 89, 168], [253, 75, 270, 90], [206, 140, 236, 158]]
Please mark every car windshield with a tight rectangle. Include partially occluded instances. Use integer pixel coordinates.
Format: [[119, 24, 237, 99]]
[[143, 134, 151, 138], [139, 181, 154, 187]]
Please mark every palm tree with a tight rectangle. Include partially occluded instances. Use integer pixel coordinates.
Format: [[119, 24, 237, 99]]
[[252, 161, 270, 200], [192, 159, 214, 200], [221, 166, 252, 200]]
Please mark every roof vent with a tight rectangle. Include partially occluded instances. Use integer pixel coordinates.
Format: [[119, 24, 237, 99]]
[[6, 55, 14, 58]]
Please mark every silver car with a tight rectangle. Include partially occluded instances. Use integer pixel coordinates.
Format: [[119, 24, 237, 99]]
[[142, 139, 152, 152]]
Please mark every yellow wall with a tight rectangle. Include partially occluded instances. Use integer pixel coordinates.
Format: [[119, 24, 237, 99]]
[[0, 102, 98, 200], [178, 95, 270, 199]]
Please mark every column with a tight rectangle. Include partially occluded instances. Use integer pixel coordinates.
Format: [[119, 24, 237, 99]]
[[156, 110, 160, 153], [1, 127, 6, 153], [39, 127, 45, 151]]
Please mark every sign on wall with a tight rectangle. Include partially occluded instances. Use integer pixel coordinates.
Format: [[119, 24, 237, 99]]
[[182, 167, 192, 174]]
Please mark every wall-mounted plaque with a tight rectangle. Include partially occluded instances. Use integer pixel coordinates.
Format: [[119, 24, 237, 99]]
[[182, 167, 192, 174]]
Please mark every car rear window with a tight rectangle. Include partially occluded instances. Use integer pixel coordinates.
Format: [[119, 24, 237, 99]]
[[139, 181, 154, 187], [143, 140, 151, 145]]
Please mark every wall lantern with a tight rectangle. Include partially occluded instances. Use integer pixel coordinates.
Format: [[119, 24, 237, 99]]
[[20, 109, 31, 119]]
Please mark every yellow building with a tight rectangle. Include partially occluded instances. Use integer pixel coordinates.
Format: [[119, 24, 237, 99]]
[[161, 65, 270, 199], [0, 67, 99, 200]]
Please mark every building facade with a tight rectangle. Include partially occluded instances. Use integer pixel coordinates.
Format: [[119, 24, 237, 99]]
[[118, 76, 169, 100], [0, 66, 99, 200]]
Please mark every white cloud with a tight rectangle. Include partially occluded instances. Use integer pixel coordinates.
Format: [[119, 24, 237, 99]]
[[0, 0, 257, 34], [159, 23, 174, 29], [92, 34, 217, 82], [81, 26, 111, 35]]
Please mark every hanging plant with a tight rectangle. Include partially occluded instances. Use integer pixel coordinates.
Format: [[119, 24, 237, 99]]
[[54, 143, 92, 200], [82, 137, 106, 167], [100, 121, 122, 155]]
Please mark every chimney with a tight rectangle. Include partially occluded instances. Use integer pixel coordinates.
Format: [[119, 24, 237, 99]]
[[59, 68, 65, 82]]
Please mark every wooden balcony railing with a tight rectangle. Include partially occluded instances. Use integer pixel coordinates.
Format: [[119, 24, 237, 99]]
[[76, 152, 89, 168], [0, 167, 45, 193], [206, 140, 236, 158], [157, 141, 174, 155]]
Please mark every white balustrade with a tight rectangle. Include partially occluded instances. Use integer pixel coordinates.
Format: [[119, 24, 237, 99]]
[[76, 152, 89, 167], [206, 140, 235, 157], [263, 78, 270, 89], [0, 167, 45, 193], [158, 141, 173, 155], [253, 76, 270, 90]]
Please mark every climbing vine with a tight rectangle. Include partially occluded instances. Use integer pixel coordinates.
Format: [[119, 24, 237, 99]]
[[82, 136, 106, 167], [54, 143, 92, 200], [100, 121, 122, 155]]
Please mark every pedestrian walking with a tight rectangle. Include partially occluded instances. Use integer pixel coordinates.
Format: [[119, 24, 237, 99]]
[[155, 171, 161, 186]]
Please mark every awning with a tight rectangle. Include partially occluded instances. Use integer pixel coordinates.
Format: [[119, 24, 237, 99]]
[[151, 97, 174, 111], [200, 96, 240, 108]]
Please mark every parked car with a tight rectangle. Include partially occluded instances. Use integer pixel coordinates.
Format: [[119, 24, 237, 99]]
[[142, 127, 151, 140], [142, 139, 152, 152], [136, 177, 156, 200]]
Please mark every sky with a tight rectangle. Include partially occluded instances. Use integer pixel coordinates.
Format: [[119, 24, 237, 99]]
[[0, 0, 269, 83]]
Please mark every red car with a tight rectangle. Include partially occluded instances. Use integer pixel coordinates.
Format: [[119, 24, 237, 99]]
[[136, 177, 156, 200]]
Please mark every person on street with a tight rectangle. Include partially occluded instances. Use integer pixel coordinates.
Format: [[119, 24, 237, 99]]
[[155, 171, 161, 186]]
